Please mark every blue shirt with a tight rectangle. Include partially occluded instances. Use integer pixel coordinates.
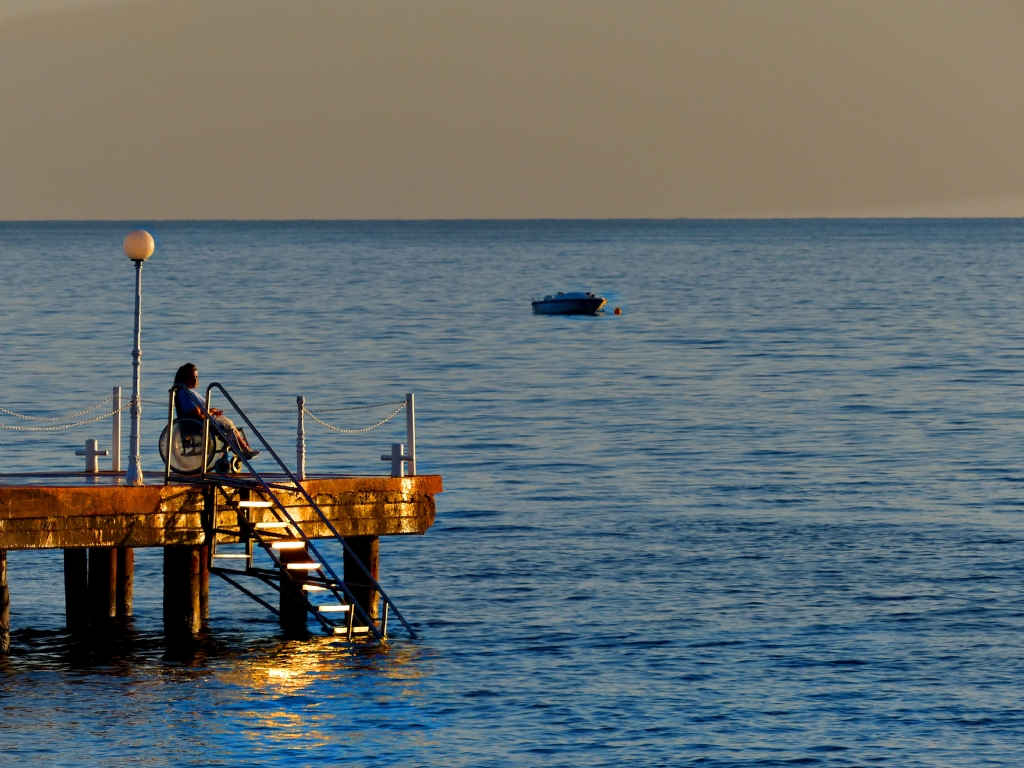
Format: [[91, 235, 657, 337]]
[[175, 387, 202, 418]]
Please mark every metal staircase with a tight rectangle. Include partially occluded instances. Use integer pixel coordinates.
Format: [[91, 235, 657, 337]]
[[163, 382, 417, 643]]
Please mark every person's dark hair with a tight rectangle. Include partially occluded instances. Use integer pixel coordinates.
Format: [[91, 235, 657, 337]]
[[174, 363, 197, 386]]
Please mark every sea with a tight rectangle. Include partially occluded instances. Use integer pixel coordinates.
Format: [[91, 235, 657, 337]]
[[2, 219, 1024, 766]]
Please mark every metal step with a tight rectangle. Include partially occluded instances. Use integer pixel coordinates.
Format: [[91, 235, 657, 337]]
[[271, 541, 305, 550], [238, 500, 273, 508], [317, 605, 350, 613], [302, 584, 327, 592], [255, 521, 291, 529], [213, 553, 249, 559], [285, 562, 321, 570], [333, 625, 371, 635]]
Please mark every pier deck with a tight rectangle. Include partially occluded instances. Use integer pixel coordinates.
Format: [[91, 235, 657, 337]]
[[0, 473, 440, 550]]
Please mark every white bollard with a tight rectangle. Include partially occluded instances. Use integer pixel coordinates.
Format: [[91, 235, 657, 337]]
[[381, 443, 408, 478], [76, 439, 109, 474]]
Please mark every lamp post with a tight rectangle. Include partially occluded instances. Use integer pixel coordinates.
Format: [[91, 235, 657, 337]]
[[123, 230, 154, 486]]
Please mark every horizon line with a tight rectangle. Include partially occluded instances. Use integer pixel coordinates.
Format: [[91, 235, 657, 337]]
[[3, 216, 1024, 224]]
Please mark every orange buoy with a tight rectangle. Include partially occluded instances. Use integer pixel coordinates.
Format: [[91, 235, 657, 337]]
[[614, 307, 622, 315]]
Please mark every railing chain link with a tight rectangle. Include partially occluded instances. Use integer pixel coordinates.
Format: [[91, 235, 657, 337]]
[[0, 402, 130, 431], [0, 395, 114, 421], [303, 403, 406, 434], [1, 397, 406, 432]]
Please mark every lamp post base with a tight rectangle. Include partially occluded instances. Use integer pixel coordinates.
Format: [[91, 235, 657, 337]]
[[125, 459, 144, 487]]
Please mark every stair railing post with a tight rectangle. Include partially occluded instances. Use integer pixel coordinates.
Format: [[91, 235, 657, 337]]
[[406, 393, 416, 476], [111, 386, 121, 472], [296, 395, 306, 481]]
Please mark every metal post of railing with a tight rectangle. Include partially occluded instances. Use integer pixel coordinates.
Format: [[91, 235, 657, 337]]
[[406, 393, 416, 476], [111, 386, 122, 472], [296, 395, 306, 481]]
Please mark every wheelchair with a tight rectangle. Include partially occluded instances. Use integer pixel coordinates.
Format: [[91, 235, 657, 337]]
[[158, 417, 246, 475]]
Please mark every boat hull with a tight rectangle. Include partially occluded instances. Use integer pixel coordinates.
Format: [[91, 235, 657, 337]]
[[531, 297, 607, 315]]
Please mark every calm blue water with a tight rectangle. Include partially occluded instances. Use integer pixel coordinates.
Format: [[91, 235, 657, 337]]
[[3, 220, 1024, 765]]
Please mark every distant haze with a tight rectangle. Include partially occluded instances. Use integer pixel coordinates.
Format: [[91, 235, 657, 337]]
[[2, 0, 1023, 220]]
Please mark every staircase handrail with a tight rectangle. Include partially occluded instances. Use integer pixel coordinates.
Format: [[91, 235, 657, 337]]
[[165, 382, 417, 640], [165, 383, 385, 638]]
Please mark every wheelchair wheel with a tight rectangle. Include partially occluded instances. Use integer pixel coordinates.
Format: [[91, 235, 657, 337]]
[[214, 454, 246, 475], [159, 418, 228, 475]]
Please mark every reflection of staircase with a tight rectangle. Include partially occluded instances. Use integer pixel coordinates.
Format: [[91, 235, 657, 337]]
[[166, 382, 416, 642]]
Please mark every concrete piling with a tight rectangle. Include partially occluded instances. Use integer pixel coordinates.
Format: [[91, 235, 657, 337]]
[[63, 549, 89, 632], [116, 547, 134, 618], [163, 546, 201, 638], [88, 547, 117, 621], [278, 545, 310, 634], [0, 551, 10, 654], [344, 536, 380, 623]]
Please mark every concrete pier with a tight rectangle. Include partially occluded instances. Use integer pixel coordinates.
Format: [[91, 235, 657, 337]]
[[0, 474, 440, 650], [0, 475, 439, 549]]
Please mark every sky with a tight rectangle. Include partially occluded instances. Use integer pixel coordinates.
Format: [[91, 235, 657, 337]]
[[2, 0, 1023, 220]]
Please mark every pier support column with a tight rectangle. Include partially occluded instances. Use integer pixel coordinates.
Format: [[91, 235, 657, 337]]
[[343, 536, 379, 623], [88, 547, 116, 621], [0, 551, 10, 654], [163, 546, 201, 639], [63, 549, 89, 632], [279, 546, 310, 635], [116, 547, 134, 618], [199, 545, 210, 621]]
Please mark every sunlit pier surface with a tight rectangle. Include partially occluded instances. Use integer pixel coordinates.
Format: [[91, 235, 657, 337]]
[[0, 472, 440, 549]]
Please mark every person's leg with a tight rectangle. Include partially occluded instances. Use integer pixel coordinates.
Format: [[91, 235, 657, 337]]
[[213, 414, 255, 454]]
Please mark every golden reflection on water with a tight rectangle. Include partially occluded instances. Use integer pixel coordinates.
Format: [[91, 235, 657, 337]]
[[214, 637, 431, 749], [221, 636, 425, 694]]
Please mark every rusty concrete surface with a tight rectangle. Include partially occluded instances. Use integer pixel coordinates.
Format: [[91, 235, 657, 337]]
[[0, 475, 441, 550]]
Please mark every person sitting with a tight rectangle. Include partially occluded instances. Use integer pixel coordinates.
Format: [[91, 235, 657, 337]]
[[173, 363, 260, 460]]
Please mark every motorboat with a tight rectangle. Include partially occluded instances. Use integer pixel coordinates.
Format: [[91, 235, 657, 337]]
[[531, 291, 607, 315]]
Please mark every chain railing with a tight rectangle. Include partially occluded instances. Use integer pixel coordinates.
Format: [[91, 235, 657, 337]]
[[0, 395, 115, 422], [0, 388, 125, 472], [303, 402, 406, 434], [294, 395, 416, 479], [1, 389, 418, 479], [0, 402, 129, 432]]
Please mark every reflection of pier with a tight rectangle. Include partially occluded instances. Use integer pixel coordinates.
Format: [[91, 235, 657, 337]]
[[0, 472, 440, 652]]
